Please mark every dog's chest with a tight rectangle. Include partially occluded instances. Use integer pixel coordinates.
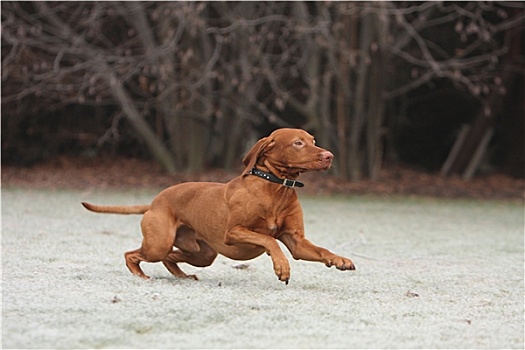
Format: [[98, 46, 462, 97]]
[[251, 202, 292, 236], [265, 215, 281, 234], [231, 184, 300, 236], [250, 214, 281, 236]]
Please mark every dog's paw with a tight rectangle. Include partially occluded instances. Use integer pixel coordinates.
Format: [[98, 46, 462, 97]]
[[186, 274, 199, 281], [273, 260, 291, 285], [325, 255, 355, 271]]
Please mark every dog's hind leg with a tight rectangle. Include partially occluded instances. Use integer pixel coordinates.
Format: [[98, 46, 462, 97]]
[[124, 248, 150, 279], [162, 259, 199, 280], [125, 209, 177, 279], [163, 237, 218, 280]]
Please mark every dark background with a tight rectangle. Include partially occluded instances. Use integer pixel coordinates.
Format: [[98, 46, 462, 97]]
[[2, 2, 524, 192]]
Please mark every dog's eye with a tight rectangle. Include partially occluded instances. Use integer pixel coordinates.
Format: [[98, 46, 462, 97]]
[[312, 139, 316, 145], [294, 140, 304, 147]]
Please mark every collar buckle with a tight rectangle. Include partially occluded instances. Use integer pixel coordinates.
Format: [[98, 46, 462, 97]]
[[282, 179, 297, 188]]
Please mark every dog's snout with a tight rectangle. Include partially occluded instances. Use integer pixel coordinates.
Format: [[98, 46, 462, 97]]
[[321, 151, 334, 162]]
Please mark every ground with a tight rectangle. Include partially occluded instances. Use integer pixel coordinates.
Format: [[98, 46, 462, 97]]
[[2, 155, 524, 200], [2, 187, 524, 349]]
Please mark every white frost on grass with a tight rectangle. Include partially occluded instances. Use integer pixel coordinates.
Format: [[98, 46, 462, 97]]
[[2, 188, 523, 349]]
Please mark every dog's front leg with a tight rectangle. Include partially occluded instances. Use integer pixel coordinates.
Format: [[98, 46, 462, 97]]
[[224, 225, 291, 284], [279, 231, 355, 271]]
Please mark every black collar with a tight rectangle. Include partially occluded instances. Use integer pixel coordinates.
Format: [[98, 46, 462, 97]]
[[249, 168, 304, 188]]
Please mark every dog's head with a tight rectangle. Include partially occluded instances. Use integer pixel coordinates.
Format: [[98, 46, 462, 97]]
[[242, 128, 333, 179]]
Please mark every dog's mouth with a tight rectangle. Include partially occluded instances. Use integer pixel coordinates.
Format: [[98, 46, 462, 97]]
[[302, 156, 333, 171], [282, 158, 332, 177]]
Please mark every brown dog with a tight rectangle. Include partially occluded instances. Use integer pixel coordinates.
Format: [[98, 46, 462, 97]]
[[82, 128, 355, 284]]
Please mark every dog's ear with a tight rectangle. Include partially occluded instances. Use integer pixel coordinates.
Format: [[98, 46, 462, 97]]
[[242, 136, 274, 175]]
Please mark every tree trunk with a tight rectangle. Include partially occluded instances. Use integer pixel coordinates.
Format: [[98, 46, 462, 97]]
[[348, 11, 375, 181], [335, 7, 355, 180], [105, 71, 177, 174], [366, 7, 387, 181]]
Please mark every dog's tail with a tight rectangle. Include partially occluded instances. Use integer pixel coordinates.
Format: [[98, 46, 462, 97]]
[[81, 202, 150, 215]]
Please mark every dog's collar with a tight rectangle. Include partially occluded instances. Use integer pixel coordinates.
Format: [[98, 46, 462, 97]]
[[249, 168, 304, 188]]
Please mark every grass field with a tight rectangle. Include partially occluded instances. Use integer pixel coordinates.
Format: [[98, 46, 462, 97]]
[[2, 187, 523, 349]]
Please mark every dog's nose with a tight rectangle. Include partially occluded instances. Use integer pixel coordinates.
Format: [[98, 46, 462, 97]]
[[321, 151, 334, 161]]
